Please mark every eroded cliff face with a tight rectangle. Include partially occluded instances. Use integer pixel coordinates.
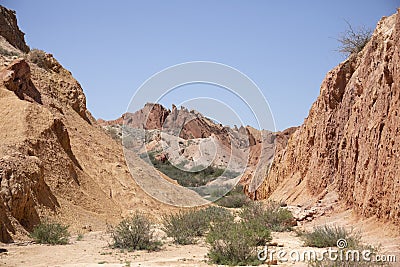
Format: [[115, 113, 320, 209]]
[[255, 11, 400, 224], [0, 6, 29, 53], [100, 103, 235, 148], [0, 7, 178, 242]]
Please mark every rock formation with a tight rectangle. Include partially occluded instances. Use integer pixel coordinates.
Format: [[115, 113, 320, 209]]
[[100, 103, 279, 196], [255, 10, 400, 225], [0, 6, 29, 53], [100, 103, 234, 148], [0, 6, 179, 242]]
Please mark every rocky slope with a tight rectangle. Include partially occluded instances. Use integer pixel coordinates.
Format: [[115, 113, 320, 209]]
[[0, 6, 185, 243], [255, 10, 400, 225], [99, 103, 278, 196], [100, 103, 236, 148], [0, 7, 29, 53]]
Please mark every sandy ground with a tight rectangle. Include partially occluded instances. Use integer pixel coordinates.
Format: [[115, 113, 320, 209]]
[[0, 231, 208, 267], [0, 208, 399, 267], [0, 231, 310, 267]]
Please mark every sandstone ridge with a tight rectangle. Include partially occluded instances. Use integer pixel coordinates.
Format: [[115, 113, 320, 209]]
[[255, 10, 400, 225], [0, 6, 181, 242]]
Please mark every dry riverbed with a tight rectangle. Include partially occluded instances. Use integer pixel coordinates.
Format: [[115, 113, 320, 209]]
[[0, 208, 399, 267]]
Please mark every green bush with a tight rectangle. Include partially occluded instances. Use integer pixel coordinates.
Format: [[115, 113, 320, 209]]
[[30, 220, 70, 245], [162, 209, 208, 245], [245, 217, 273, 246], [162, 207, 233, 245], [215, 193, 249, 208], [241, 201, 296, 232], [206, 220, 270, 266], [110, 212, 161, 251], [200, 206, 234, 223], [215, 185, 250, 208], [143, 152, 225, 187], [301, 225, 360, 248]]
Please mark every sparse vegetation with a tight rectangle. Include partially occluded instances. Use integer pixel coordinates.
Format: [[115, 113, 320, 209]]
[[109, 212, 161, 251], [201, 206, 234, 223], [143, 152, 225, 187], [162, 210, 204, 245], [301, 225, 360, 248], [27, 49, 49, 69], [76, 233, 84, 241], [0, 47, 18, 57], [205, 203, 279, 265], [241, 201, 296, 232], [162, 207, 233, 245], [105, 126, 122, 143], [163, 211, 208, 245], [30, 220, 70, 245], [337, 21, 372, 56], [215, 185, 250, 208], [206, 220, 270, 266]]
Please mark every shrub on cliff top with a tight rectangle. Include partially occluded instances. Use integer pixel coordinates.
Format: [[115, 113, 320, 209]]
[[337, 21, 372, 56], [27, 49, 48, 69]]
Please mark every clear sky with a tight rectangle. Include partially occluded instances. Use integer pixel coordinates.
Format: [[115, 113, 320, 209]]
[[2, 1, 398, 130]]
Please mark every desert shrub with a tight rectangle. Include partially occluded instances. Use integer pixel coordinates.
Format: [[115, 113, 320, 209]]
[[337, 21, 372, 56], [110, 212, 161, 251], [215, 185, 251, 208], [246, 218, 273, 247], [144, 152, 224, 187], [301, 225, 360, 248], [105, 126, 122, 143], [162, 209, 208, 244], [241, 201, 296, 232], [215, 193, 249, 208], [162, 207, 233, 245], [206, 220, 270, 266], [0, 47, 18, 57], [30, 220, 70, 245], [27, 49, 49, 69], [200, 206, 234, 223]]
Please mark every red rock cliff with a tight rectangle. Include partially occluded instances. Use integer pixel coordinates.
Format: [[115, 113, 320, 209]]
[[255, 10, 400, 225]]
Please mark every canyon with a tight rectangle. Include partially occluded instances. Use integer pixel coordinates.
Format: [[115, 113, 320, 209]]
[[0, 4, 399, 266]]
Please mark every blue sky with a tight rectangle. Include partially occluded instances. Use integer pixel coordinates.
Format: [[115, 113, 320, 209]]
[[2, 1, 398, 130]]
